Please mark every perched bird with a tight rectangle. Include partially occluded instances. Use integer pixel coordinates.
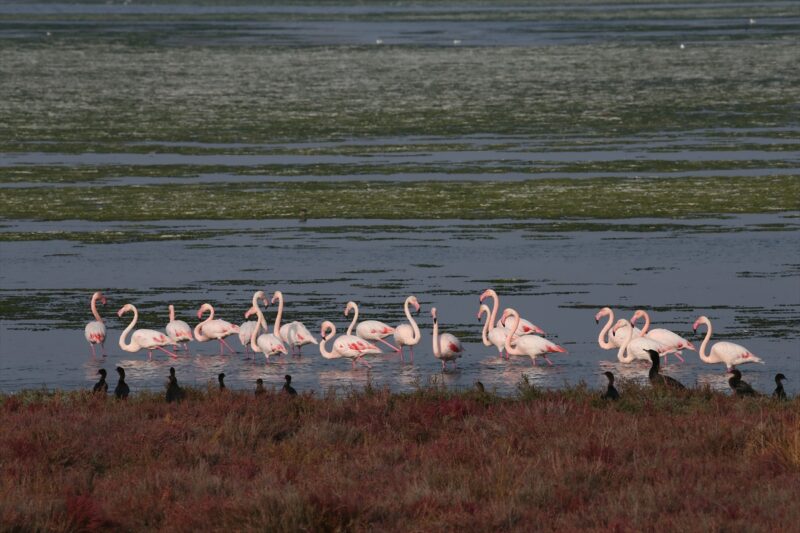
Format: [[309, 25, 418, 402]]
[[218, 373, 226, 391], [166, 368, 184, 403], [255, 378, 266, 396], [93, 369, 108, 394], [283, 375, 297, 396], [647, 350, 685, 390], [773, 374, 787, 400], [728, 369, 759, 397], [601, 371, 620, 401], [474, 381, 485, 393], [114, 367, 130, 399]]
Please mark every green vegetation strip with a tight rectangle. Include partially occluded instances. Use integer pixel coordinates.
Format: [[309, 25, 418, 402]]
[[1, 176, 797, 221]]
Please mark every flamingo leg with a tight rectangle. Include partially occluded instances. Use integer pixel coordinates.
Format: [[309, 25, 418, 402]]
[[544, 356, 554, 366], [351, 359, 357, 370], [441, 360, 446, 371], [89, 344, 96, 358], [674, 351, 685, 363], [100, 342, 107, 357], [220, 338, 236, 355], [148, 350, 153, 360], [409, 346, 414, 363], [156, 346, 178, 358], [397, 346, 405, 362], [377, 338, 401, 352], [531, 357, 537, 366], [360, 357, 372, 369]]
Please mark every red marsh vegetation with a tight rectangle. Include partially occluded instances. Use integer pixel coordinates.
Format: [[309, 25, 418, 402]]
[[0, 380, 798, 532]]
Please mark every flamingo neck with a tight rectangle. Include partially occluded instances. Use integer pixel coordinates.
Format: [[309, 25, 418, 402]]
[[169, 305, 175, 322], [404, 297, 420, 343], [194, 305, 213, 341], [616, 321, 635, 363], [504, 310, 522, 356], [91, 293, 103, 322], [636, 310, 651, 335], [597, 309, 615, 349], [346, 303, 358, 336], [487, 290, 499, 328], [479, 306, 491, 346], [273, 292, 284, 335], [319, 323, 337, 359], [118, 306, 137, 352], [431, 315, 440, 357], [250, 306, 265, 352], [697, 319, 714, 362]]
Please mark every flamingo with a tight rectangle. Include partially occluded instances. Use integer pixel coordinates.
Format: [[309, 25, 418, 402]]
[[594, 307, 640, 350], [393, 295, 421, 362], [165, 304, 193, 352], [238, 320, 260, 355], [480, 289, 545, 336], [117, 304, 178, 359], [692, 315, 764, 371], [631, 309, 694, 363], [345, 301, 399, 352], [478, 303, 507, 359], [84, 291, 107, 357], [193, 303, 239, 356], [612, 319, 669, 364], [271, 291, 318, 356], [431, 307, 463, 370], [245, 291, 287, 362], [503, 308, 566, 366], [319, 320, 382, 369]]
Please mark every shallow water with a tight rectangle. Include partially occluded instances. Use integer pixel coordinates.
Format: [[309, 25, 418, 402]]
[[1, 214, 797, 396]]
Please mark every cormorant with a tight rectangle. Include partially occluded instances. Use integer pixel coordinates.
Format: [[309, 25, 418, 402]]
[[601, 371, 620, 400], [114, 367, 130, 399], [283, 374, 297, 396], [647, 350, 685, 390], [255, 378, 266, 396], [93, 369, 108, 394], [773, 373, 787, 400], [728, 369, 759, 397]]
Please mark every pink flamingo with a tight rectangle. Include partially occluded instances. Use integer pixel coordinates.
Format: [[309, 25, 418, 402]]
[[631, 309, 694, 363], [271, 291, 317, 356], [693, 315, 764, 371], [166, 304, 193, 352], [245, 291, 287, 362], [431, 307, 463, 370], [84, 291, 107, 357], [319, 320, 382, 369], [478, 303, 507, 359], [503, 308, 565, 366], [480, 289, 545, 336], [595, 307, 641, 349], [117, 304, 177, 359], [194, 303, 239, 355], [345, 301, 399, 352], [612, 318, 669, 364], [238, 320, 260, 355], [393, 295, 421, 362]]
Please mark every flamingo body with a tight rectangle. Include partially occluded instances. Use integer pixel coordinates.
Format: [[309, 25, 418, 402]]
[[280, 321, 318, 353], [84, 291, 107, 357], [431, 307, 463, 370]]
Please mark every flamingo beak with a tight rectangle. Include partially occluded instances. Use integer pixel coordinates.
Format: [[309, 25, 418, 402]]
[[101, 297, 107, 305]]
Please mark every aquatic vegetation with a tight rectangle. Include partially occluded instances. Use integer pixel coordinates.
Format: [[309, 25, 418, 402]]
[[0, 384, 797, 530]]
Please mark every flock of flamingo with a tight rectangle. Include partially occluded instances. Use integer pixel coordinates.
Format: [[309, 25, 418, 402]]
[[83, 288, 778, 384]]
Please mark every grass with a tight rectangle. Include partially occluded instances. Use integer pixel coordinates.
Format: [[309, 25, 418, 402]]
[[1, 175, 798, 221], [0, 382, 797, 531]]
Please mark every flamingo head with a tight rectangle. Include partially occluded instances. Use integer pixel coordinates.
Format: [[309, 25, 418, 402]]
[[692, 316, 706, 332], [197, 303, 213, 319], [479, 289, 494, 303], [320, 320, 335, 340], [271, 290, 282, 305], [500, 308, 514, 325], [244, 306, 256, 319], [611, 318, 630, 334], [99, 294, 107, 306], [631, 310, 646, 326], [408, 295, 420, 314], [594, 307, 611, 324], [430, 307, 438, 322], [477, 304, 490, 322], [117, 304, 133, 317], [344, 301, 357, 317]]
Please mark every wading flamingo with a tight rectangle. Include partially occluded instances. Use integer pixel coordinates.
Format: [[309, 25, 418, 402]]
[[245, 291, 287, 362], [345, 301, 399, 352], [504, 308, 566, 366], [194, 303, 239, 356], [612, 319, 669, 364], [594, 307, 640, 350], [84, 291, 107, 357], [393, 295, 421, 362], [431, 307, 463, 370], [272, 291, 317, 356], [117, 304, 178, 359], [480, 289, 545, 336], [166, 304, 193, 352], [238, 320, 260, 355], [631, 309, 694, 364], [478, 303, 507, 359], [319, 320, 382, 369], [692, 315, 764, 371]]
